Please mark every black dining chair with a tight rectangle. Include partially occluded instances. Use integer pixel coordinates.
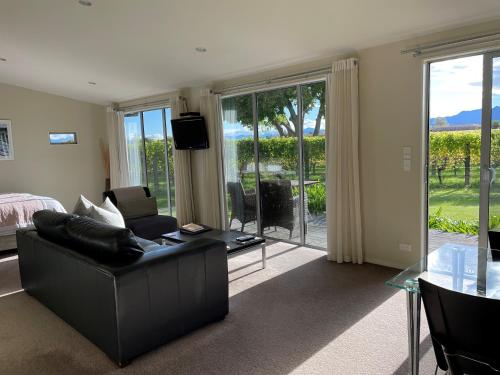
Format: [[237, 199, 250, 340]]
[[418, 278, 500, 375]]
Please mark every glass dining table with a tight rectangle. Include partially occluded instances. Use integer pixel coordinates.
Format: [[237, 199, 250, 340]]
[[385, 243, 500, 375]]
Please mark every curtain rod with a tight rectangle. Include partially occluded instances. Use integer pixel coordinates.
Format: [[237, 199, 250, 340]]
[[116, 98, 172, 113], [215, 66, 332, 95], [116, 96, 188, 113], [401, 30, 500, 56]]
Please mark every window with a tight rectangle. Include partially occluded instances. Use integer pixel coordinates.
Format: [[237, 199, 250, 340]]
[[124, 107, 176, 216]]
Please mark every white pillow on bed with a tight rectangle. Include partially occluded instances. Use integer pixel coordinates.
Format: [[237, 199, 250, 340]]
[[73, 195, 125, 228]]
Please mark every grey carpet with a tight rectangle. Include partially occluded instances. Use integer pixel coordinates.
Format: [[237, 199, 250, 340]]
[[0, 242, 443, 374]]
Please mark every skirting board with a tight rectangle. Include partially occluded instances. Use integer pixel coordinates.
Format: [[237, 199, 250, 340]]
[[364, 256, 406, 270], [0, 235, 17, 251]]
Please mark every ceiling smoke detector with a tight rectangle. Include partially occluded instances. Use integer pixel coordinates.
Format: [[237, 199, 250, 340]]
[[195, 47, 207, 53], [78, 0, 92, 6]]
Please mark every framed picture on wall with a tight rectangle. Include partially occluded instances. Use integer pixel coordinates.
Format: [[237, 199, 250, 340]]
[[49, 132, 78, 145], [0, 119, 14, 160]]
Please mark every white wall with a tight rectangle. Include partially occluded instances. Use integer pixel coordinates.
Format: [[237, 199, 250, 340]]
[[0, 83, 107, 210]]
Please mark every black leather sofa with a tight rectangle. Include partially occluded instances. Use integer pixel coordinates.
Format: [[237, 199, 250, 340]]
[[17, 210, 228, 366]]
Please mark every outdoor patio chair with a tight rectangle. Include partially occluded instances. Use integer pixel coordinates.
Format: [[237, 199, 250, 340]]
[[260, 180, 298, 239], [227, 181, 257, 231]]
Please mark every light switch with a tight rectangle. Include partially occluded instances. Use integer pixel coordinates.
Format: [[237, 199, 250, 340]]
[[399, 243, 412, 252], [403, 146, 412, 160], [403, 159, 411, 172], [403, 146, 411, 171]]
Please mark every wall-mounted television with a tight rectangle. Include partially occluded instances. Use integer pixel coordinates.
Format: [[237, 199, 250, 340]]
[[171, 116, 209, 150]]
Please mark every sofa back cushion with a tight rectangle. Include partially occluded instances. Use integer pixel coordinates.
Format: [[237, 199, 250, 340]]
[[32, 210, 144, 259], [88, 198, 126, 228], [65, 216, 144, 257], [32, 210, 76, 244]]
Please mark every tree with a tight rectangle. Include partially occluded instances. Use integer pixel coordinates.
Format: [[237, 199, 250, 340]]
[[225, 82, 326, 137]]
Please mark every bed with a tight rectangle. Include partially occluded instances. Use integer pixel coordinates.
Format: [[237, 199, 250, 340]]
[[0, 193, 66, 251]]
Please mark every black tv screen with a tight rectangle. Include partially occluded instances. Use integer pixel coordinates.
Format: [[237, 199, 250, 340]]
[[171, 116, 209, 150]]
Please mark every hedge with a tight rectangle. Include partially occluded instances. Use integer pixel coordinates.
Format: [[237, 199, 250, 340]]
[[228, 136, 326, 179]]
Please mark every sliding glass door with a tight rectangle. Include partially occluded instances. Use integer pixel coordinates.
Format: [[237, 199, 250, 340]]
[[221, 80, 327, 248], [426, 51, 500, 251], [257, 86, 301, 243]]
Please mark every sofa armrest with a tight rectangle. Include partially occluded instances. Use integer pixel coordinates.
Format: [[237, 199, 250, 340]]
[[113, 237, 229, 361]]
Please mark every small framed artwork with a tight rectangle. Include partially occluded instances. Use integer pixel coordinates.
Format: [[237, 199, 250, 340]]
[[49, 132, 78, 145], [0, 119, 14, 160]]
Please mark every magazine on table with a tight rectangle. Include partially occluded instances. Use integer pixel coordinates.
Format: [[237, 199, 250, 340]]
[[181, 223, 205, 233]]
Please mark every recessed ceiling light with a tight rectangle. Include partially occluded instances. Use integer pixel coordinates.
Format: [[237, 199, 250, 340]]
[[78, 0, 92, 6], [88, 81, 96, 85], [0, 58, 6, 62], [195, 47, 207, 53]]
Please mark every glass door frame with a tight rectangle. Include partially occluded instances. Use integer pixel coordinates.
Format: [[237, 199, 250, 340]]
[[479, 50, 500, 248], [423, 49, 500, 255], [220, 77, 328, 249]]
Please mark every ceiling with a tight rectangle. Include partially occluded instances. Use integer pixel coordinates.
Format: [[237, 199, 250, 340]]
[[0, 0, 499, 105]]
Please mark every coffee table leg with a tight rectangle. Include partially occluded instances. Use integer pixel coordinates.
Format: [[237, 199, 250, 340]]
[[262, 244, 266, 269]]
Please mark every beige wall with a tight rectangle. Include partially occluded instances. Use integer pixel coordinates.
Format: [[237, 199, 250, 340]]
[[358, 41, 425, 268], [0, 83, 107, 210]]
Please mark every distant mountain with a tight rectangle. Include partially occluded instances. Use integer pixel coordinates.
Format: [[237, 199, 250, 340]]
[[430, 106, 500, 127]]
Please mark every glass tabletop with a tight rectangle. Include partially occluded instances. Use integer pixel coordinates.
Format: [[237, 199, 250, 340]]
[[385, 243, 500, 299]]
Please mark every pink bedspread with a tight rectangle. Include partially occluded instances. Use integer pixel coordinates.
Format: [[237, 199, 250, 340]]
[[0, 193, 66, 236]]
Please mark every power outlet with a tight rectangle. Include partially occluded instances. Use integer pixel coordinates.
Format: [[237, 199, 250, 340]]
[[399, 243, 412, 252]]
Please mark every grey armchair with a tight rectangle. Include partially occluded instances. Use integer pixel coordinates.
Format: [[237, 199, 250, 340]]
[[103, 186, 177, 240]]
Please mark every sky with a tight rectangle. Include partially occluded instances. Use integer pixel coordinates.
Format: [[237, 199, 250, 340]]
[[124, 108, 172, 140], [429, 55, 500, 118]]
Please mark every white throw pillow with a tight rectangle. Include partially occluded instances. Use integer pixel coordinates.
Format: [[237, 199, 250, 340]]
[[88, 198, 126, 228], [72, 195, 94, 216]]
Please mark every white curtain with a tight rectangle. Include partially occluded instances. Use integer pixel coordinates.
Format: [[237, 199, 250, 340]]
[[191, 89, 224, 229], [172, 96, 196, 225], [326, 58, 363, 264], [106, 108, 129, 188]]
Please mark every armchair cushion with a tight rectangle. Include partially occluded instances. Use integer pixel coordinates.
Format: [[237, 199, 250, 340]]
[[117, 197, 158, 219]]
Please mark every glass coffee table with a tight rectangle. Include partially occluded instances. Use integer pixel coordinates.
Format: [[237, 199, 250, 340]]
[[162, 227, 267, 268], [386, 244, 500, 375]]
